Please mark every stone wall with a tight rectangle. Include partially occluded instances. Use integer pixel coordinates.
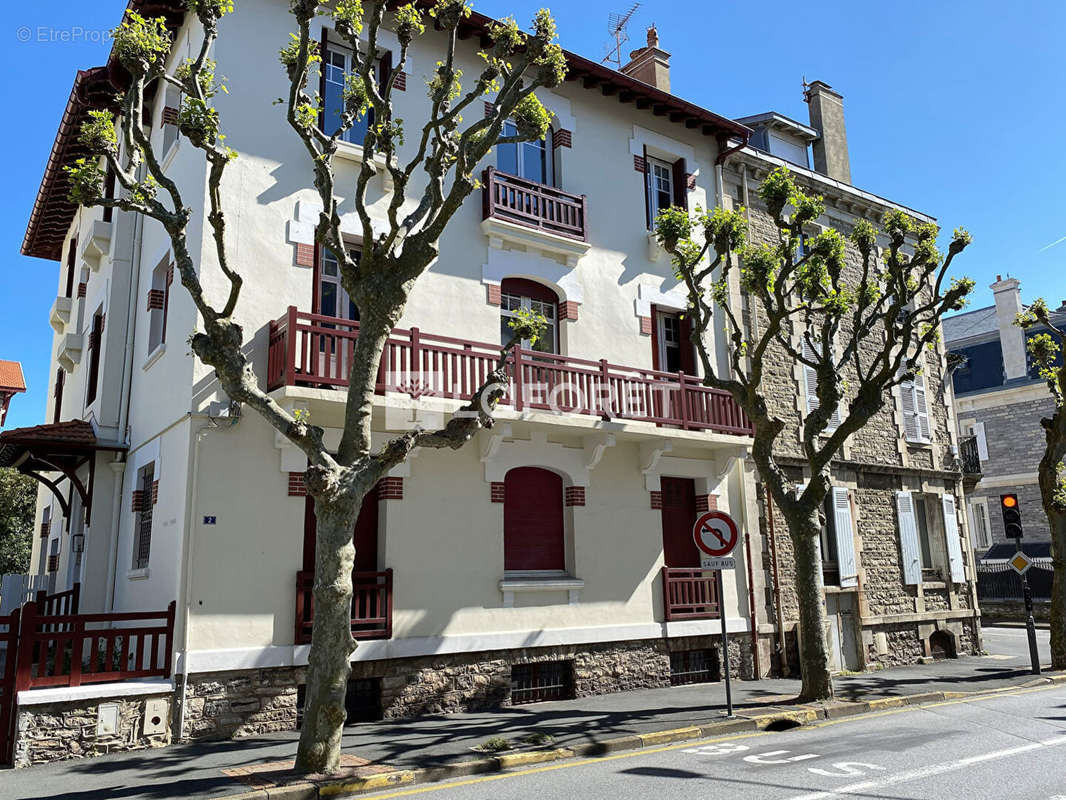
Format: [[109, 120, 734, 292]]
[[180, 667, 301, 740], [14, 691, 171, 768], [980, 599, 1050, 623]]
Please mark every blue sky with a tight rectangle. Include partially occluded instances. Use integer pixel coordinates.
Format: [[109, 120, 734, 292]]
[[2, 0, 1064, 429]]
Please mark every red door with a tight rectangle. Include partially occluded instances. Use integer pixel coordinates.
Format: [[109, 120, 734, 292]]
[[302, 487, 379, 572], [660, 477, 700, 567]]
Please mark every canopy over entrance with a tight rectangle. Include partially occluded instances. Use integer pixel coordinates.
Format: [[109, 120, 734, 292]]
[[0, 420, 126, 524]]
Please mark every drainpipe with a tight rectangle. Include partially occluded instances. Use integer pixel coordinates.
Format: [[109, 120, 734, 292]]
[[104, 180, 145, 612]]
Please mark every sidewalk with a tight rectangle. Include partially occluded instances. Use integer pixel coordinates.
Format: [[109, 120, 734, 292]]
[[5, 648, 1059, 800]]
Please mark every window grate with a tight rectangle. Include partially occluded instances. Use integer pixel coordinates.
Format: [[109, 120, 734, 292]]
[[345, 677, 383, 723], [133, 464, 155, 569], [510, 660, 574, 705], [670, 649, 717, 686]]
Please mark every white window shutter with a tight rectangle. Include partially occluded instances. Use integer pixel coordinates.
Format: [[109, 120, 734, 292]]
[[941, 494, 966, 583], [900, 381, 919, 442], [896, 491, 921, 585], [803, 340, 841, 431], [832, 487, 858, 588], [972, 421, 988, 461], [915, 375, 931, 442]]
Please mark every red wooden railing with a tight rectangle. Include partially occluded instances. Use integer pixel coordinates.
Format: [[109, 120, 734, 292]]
[[294, 569, 393, 645], [36, 582, 80, 617], [662, 567, 720, 621], [482, 167, 587, 241], [1, 607, 20, 764], [13, 601, 175, 691], [267, 308, 754, 437]]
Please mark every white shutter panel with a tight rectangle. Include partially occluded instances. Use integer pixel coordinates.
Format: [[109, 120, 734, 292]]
[[803, 340, 840, 432], [896, 491, 921, 585], [976, 501, 991, 548], [942, 494, 966, 583], [832, 487, 858, 588], [900, 381, 919, 442], [915, 375, 931, 442], [972, 421, 988, 461]]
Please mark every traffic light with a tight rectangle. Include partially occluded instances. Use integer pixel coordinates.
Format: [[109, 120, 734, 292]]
[[1000, 494, 1023, 539]]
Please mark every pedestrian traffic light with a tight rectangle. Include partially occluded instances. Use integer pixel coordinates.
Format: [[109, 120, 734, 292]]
[[1000, 493, 1022, 539]]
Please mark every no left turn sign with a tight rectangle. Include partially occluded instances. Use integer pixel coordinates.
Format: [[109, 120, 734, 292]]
[[693, 510, 740, 558]]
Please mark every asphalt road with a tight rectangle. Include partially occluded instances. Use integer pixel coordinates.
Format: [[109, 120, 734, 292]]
[[358, 683, 1066, 800], [982, 622, 1051, 664]]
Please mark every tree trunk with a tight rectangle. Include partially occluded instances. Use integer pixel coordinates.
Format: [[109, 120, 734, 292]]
[[294, 494, 360, 774], [1050, 508, 1066, 670], [786, 510, 834, 701]]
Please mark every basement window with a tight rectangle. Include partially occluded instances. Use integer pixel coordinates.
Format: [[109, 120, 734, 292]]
[[510, 661, 574, 705], [669, 649, 718, 686]]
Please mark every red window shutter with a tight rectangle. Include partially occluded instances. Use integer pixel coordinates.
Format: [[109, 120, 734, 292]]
[[162, 264, 173, 344], [642, 144, 651, 228], [671, 157, 688, 211], [504, 467, 565, 571], [65, 238, 78, 298], [679, 312, 696, 375], [86, 312, 103, 405], [53, 369, 65, 424], [650, 304, 661, 371]]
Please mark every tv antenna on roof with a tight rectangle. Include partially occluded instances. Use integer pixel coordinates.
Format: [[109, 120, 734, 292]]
[[602, 3, 640, 69]]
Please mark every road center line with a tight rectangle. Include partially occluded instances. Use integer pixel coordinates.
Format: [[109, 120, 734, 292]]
[[785, 734, 1066, 800]]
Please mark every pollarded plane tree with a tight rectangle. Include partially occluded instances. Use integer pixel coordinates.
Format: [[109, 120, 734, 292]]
[[66, 0, 563, 773], [1016, 301, 1066, 669], [654, 168, 973, 700]]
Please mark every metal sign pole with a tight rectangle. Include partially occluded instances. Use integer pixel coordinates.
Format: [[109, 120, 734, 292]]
[[1022, 571, 1041, 675], [720, 599, 733, 718]]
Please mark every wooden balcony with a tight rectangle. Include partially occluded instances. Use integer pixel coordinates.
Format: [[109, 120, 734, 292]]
[[482, 167, 588, 241], [294, 569, 393, 645], [268, 308, 755, 437], [662, 567, 720, 621]]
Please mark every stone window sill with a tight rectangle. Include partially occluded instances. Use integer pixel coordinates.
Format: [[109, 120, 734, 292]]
[[127, 567, 150, 581], [334, 140, 396, 189], [905, 439, 933, 449], [143, 343, 166, 372], [499, 575, 584, 607]]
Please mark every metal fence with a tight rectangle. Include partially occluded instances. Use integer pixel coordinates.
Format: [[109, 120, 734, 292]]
[[975, 562, 1053, 601]]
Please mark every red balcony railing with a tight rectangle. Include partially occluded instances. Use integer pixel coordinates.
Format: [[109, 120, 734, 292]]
[[268, 308, 754, 437], [294, 569, 393, 645], [662, 567, 720, 621], [482, 167, 588, 241]]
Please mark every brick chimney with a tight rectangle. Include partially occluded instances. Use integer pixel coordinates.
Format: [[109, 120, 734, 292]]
[[620, 26, 671, 93], [803, 80, 851, 183], [991, 276, 1028, 380]]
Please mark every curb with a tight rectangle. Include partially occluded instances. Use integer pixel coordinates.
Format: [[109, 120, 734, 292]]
[[217, 678, 1065, 799]]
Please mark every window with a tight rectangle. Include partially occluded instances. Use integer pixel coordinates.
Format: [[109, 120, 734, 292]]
[[322, 46, 373, 146], [503, 467, 565, 572], [500, 278, 557, 354], [900, 374, 931, 443], [147, 257, 172, 354], [497, 120, 553, 185], [161, 84, 181, 156], [819, 493, 840, 583], [899, 491, 964, 583], [968, 498, 991, 550], [102, 167, 116, 223], [913, 495, 935, 571], [64, 237, 78, 299], [646, 156, 673, 225], [319, 247, 361, 322], [133, 463, 155, 570], [802, 338, 842, 432], [967, 421, 988, 461], [657, 312, 687, 372], [85, 309, 104, 406], [53, 368, 65, 424], [47, 539, 60, 574], [510, 660, 574, 704]]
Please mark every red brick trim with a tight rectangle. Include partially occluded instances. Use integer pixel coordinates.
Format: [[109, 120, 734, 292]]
[[131, 490, 144, 513], [553, 128, 572, 148], [490, 482, 505, 503], [639, 316, 652, 335], [288, 472, 307, 497], [393, 70, 407, 91], [487, 284, 502, 306], [634, 155, 646, 173], [77, 282, 87, 298], [694, 494, 719, 513], [378, 476, 403, 500], [40, 521, 49, 539], [685, 172, 697, 191], [564, 486, 586, 507], [295, 242, 315, 267], [147, 289, 165, 311], [161, 105, 179, 125], [560, 300, 579, 321], [152, 479, 160, 506], [650, 490, 663, 510]]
